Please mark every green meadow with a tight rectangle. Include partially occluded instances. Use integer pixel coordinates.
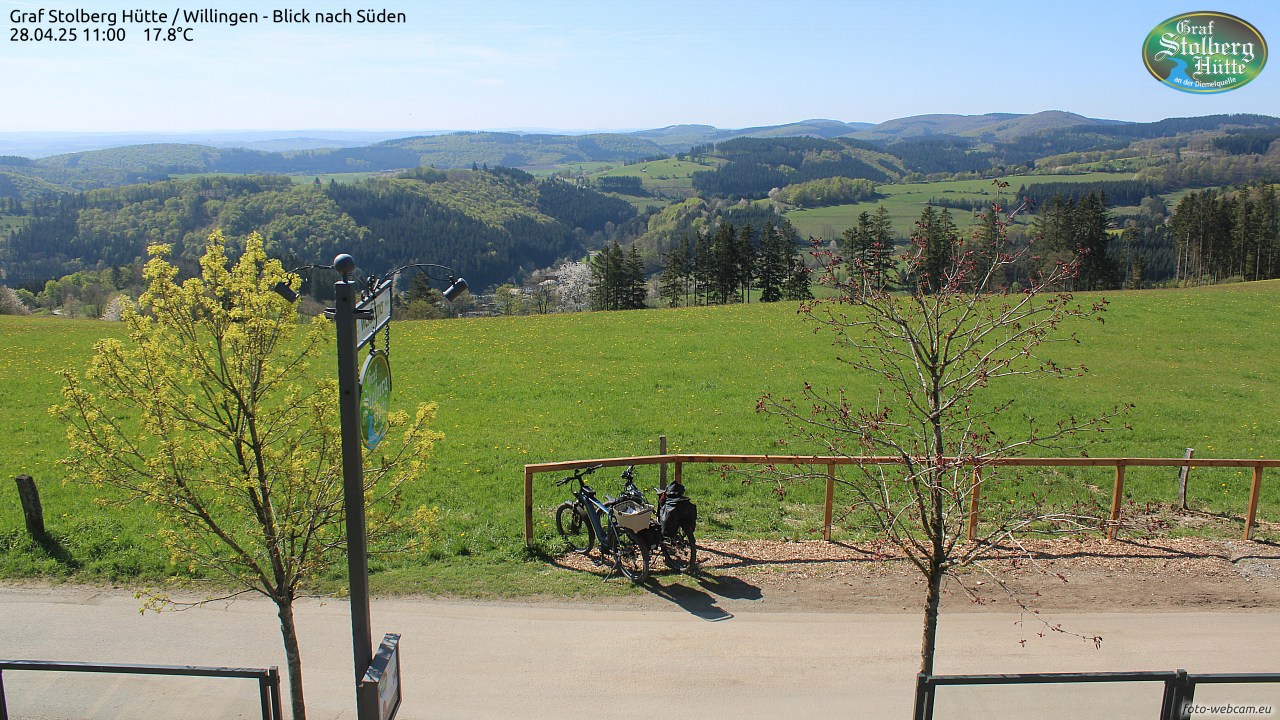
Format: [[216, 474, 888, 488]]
[[2, 281, 1279, 593], [590, 158, 718, 191], [786, 172, 1138, 239]]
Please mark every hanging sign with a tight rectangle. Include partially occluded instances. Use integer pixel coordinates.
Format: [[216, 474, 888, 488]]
[[359, 350, 392, 451], [356, 280, 393, 350]]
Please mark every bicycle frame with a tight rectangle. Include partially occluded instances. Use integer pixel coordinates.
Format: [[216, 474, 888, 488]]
[[573, 482, 621, 552]]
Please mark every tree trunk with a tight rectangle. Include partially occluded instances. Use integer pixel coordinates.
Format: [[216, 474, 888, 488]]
[[276, 597, 307, 720], [918, 562, 945, 677]]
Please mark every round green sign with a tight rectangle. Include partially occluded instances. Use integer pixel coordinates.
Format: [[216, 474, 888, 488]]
[[1143, 11, 1268, 93], [359, 350, 392, 451]]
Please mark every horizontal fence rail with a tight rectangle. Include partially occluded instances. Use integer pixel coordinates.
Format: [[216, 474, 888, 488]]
[[0, 660, 283, 720], [915, 669, 1280, 720], [523, 452, 1280, 546]]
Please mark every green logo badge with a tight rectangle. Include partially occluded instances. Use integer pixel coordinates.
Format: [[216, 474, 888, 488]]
[[1143, 11, 1267, 93], [359, 350, 392, 451]]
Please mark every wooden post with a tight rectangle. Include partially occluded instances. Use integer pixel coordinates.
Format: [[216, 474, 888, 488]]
[[1244, 465, 1263, 541], [1108, 463, 1126, 541], [675, 461, 683, 487], [823, 463, 835, 542], [659, 435, 668, 490], [524, 467, 535, 547], [966, 467, 982, 542], [1177, 448, 1195, 511], [14, 475, 45, 538]]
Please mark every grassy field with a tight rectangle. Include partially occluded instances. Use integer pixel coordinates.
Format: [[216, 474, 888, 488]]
[[3, 281, 1279, 594], [785, 172, 1139, 240], [589, 158, 717, 191], [0, 214, 28, 234]]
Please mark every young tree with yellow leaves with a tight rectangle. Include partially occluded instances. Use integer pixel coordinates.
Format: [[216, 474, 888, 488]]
[[55, 231, 440, 720]]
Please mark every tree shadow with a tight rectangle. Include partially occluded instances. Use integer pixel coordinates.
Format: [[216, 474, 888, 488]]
[[696, 541, 892, 570], [33, 531, 81, 571]]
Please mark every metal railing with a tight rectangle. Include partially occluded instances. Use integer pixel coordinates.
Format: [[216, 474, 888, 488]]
[[914, 669, 1280, 720], [0, 660, 283, 720]]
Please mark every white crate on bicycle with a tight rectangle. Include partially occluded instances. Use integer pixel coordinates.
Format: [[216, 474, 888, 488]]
[[613, 500, 652, 532]]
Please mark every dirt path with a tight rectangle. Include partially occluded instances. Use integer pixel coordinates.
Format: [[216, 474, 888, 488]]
[[4, 537, 1280, 719]]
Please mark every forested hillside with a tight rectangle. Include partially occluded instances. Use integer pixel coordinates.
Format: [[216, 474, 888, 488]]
[[4, 112, 1280, 309], [1, 168, 636, 290]]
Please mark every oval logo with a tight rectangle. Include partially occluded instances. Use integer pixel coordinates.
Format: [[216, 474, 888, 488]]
[[1143, 11, 1267, 93], [359, 350, 392, 451]]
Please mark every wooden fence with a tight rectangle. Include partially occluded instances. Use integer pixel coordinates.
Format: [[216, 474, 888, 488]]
[[523, 452, 1280, 546]]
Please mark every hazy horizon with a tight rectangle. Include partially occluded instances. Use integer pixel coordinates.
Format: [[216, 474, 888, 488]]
[[3, 0, 1276, 134]]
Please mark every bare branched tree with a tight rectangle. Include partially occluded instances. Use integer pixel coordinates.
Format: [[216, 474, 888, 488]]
[[760, 184, 1130, 676]]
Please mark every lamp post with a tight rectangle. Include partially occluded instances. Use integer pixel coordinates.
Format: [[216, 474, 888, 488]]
[[332, 254, 376, 713], [284, 254, 467, 720]]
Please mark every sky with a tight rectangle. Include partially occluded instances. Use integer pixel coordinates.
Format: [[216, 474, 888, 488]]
[[2, 0, 1278, 133]]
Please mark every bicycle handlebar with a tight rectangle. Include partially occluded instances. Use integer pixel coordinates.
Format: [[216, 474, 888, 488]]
[[554, 464, 604, 486]]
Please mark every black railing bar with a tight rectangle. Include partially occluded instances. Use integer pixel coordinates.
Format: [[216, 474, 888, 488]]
[[926, 671, 1177, 686], [0, 660, 274, 680], [1187, 673, 1280, 684]]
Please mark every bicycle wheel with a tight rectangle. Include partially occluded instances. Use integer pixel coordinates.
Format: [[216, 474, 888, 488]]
[[661, 526, 697, 573], [555, 502, 594, 554], [613, 527, 650, 583]]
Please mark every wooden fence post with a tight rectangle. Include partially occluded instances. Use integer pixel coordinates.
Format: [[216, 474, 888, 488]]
[[824, 463, 835, 542], [659, 435, 668, 490], [524, 467, 535, 547], [1177, 448, 1195, 511], [675, 461, 683, 486], [1108, 463, 1126, 541], [14, 475, 45, 539], [1244, 465, 1263, 541], [967, 467, 982, 542]]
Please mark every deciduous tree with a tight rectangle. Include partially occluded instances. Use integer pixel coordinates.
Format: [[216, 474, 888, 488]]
[[55, 231, 441, 720], [760, 197, 1127, 678]]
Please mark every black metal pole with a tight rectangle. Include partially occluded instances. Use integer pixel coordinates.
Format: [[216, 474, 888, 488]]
[[334, 269, 374, 718]]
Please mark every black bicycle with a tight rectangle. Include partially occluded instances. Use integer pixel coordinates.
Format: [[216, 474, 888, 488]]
[[619, 466, 697, 574], [554, 465, 651, 582]]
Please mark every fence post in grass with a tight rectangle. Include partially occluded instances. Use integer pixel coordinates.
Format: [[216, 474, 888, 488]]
[[967, 467, 982, 542], [823, 463, 835, 542], [13, 475, 45, 539], [1177, 448, 1195, 511], [659, 435, 668, 490], [675, 460, 683, 487], [1244, 465, 1263, 541], [524, 466, 535, 547], [1108, 462, 1126, 541]]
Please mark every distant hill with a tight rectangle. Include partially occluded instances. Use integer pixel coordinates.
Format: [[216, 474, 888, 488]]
[[850, 111, 1110, 142], [381, 132, 667, 168], [632, 119, 875, 151], [0, 130, 428, 158], [2, 113, 1279, 200]]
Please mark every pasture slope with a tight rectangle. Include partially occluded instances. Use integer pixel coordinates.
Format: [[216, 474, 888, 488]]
[[1, 280, 1278, 594]]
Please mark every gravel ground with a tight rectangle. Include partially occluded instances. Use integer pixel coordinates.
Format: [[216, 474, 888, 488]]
[[553, 536, 1280, 613]]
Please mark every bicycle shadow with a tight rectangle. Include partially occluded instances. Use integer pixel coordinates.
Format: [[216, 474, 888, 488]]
[[644, 567, 763, 622]]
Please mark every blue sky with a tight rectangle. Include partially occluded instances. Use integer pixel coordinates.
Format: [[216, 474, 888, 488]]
[[2, 0, 1278, 132]]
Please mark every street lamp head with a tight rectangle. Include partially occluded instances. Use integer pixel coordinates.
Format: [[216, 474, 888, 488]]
[[272, 281, 299, 303], [442, 276, 469, 301], [334, 254, 357, 280]]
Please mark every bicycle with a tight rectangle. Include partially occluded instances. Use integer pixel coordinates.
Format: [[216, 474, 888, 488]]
[[554, 465, 651, 582], [618, 466, 697, 574]]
